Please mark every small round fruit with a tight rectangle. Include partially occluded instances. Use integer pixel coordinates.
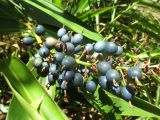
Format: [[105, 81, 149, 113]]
[[48, 74, 56, 85], [97, 61, 111, 75], [73, 73, 83, 86], [42, 61, 49, 69], [61, 34, 70, 42], [22, 37, 34, 46], [49, 64, 59, 75], [33, 57, 43, 68], [45, 37, 56, 49], [115, 46, 123, 56], [112, 83, 121, 95], [54, 52, 64, 63], [106, 69, 120, 82], [60, 81, 68, 90], [64, 71, 75, 81], [121, 86, 134, 100], [98, 76, 107, 89], [57, 27, 66, 37], [103, 42, 118, 55], [73, 33, 83, 44], [85, 44, 94, 54], [74, 45, 83, 54], [86, 81, 96, 93], [94, 40, 106, 53], [35, 25, 45, 35], [107, 58, 114, 65], [65, 42, 75, 53], [39, 47, 50, 57], [127, 66, 142, 80], [62, 56, 75, 69]]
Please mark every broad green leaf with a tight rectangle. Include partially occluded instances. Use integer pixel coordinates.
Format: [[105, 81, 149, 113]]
[[74, 0, 89, 15], [18, 0, 103, 41], [0, 57, 68, 120], [139, 0, 160, 10], [6, 96, 30, 120]]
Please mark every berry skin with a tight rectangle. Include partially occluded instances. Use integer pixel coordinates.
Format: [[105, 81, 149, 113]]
[[57, 27, 66, 37], [97, 61, 111, 75], [61, 34, 70, 42], [60, 81, 68, 90], [65, 42, 75, 53], [54, 52, 64, 63], [107, 58, 114, 65], [48, 74, 56, 85], [73, 73, 83, 86], [38, 47, 50, 57], [94, 40, 106, 53], [45, 37, 56, 49], [49, 64, 59, 75], [33, 57, 43, 68], [73, 34, 83, 44], [85, 44, 94, 54], [127, 66, 142, 80], [106, 69, 120, 82], [121, 86, 134, 100], [42, 61, 49, 70], [62, 56, 75, 69], [86, 81, 96, 93], [74, 45, 83, 54], [64, 71, 75, 81], [98, 76, 107, 89], [35, 25, 45, 35], [112, 83, 121, 95], [22, 37, 34, 46], [115, 46, 123, 56], [103, 42, 118, 55]]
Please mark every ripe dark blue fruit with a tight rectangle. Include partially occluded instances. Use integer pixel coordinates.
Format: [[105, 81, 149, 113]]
[[106, 69, 120, 82], [42, 61, 49, 69], [33, 57, 43, 68], [121, 86, 133, 100], [112, 83, 120, 95], [98, 76, 107, 89], [64, 71, 75, 81], [35, 25, 45, 35], [73, 73, 83, 86], [45, 37, 56, 49], [65, 42, 75, 53], [60, 81, 68, 90], [22, 37, 34, 46], [127, 66, 142, 80], [73, 33, 83, 44], [49, 64, 59, 75], [107, 58, 114, 65], [103, 42, 118, 55], [54, 52, 64, 63], [74, 45, 83, 54], [85, 44, 94, 54], [62, 56, 75, 69], [97, 61, 111, 75], [86, 81, 96, 93], [94, 40, 106, 53], [61, 34, 70, 42], [39, 47, 50, 57], [115, 46, 123, 56], [57, 27, 66, 37], [48, 74, 56, 85]]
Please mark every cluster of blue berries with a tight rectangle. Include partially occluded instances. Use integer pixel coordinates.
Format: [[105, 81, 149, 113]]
[[21, 24, 143, 101]]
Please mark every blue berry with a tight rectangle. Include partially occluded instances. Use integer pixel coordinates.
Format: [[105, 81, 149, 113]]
[[121, 86, 133, 100], [61, 34, 70, 42], [54, 52, 64, 63], [94, 40, 106, 53], [62, 56, 75, 69], [57, 27, 66, 37], [85, 44, 94, 54], [60, 81, 68, 90], [65, 42, 75, 53], [45, 37, 56, 49], [73, 34, 83, 44], [73, 73, 83, 86], [106, 69, 120, 82], [22, 37, 34, 46], [103, 42, 118, 55], [64, 71, 75, 81], [98, 76, 107, 89], [107, 58, 114, 65], [112, 83, 121, 95], [35, 25, 45, 35], [39, 47, 50, 57], [127, 66, 142, 80], [97, 61, 111, 75], [42, 61, 49, 69], [33, 57, 43, 68], [74, 45, 83, 54], [48, 74, 56, 85], [86, 81, 96, 93], [49, 64, 59, 75], [115, 46, 123, 56], [137, 62, 144, 68]]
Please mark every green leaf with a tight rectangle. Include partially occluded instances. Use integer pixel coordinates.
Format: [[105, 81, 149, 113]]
[[6, 96, 30, 120], [0, 57, 68, 120], [74, 0, 89, 15], [139, 0, 160, 10], [18, 0, 103, 41]]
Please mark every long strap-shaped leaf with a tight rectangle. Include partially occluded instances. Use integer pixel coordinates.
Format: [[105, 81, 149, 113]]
[[0, 57, 68, 120]]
